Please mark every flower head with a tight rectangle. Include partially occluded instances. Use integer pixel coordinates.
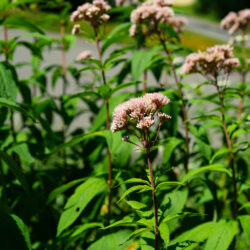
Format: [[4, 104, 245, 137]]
[[182, 44, 240, 75], [111, 93, 170, 132], [70, 0, 111, 29], [221, 9, 250, 34], [129, 0, 175, 37]]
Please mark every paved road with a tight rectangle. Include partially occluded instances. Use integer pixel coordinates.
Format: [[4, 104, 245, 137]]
[[183, 15, 250, 46]]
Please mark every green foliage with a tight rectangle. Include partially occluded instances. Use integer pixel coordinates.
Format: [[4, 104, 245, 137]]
[[0, 2, 249, 249], [57, 177, 107, 235]]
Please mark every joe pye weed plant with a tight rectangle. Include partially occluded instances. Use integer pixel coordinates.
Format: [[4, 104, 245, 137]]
[[0, 0, 249, 249]]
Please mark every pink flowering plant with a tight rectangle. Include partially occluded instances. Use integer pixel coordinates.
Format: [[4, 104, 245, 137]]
[[0, 1, 250, 250], [106, 93, 184, 249]]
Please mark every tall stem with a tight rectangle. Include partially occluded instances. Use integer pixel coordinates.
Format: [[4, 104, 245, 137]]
[[146, 149, 159, 250], [214, 79, 237, 221], [159, 37, 189, 172], [94, 29, 112, 224]]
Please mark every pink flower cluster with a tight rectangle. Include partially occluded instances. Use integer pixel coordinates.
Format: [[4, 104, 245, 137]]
[[111, 93, 170, 132], [221, 9, 250, 34], [76, 50, 93, 61], [70, 0, 111, 28], [130, 0, 174, 36], [182, 45, 240, 75]]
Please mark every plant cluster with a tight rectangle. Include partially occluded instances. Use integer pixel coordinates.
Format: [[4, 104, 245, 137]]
[[0, 0, 249, 250]]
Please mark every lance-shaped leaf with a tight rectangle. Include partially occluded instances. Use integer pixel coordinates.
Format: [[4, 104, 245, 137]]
[[57, 177, 107, 236]]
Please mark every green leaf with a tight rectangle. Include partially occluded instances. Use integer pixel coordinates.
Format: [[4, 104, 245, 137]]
[[132, 47, 159, 81], [3, 17, 44, 34], [124, 178, 150, 186], [195, 138, 212, 161], [182, 164, 232, 183], [119, 185, 152, 202], [101, 23, 130, 54], [162, 212, 202, 223], [71, 222, 103, 237], [238, 215, 250, 240], [47, 178, 86, 204], [160, 189, 188, 232], [156, 181, 184, 191], [0, 62, 17, 102], [163, 137, 183, 164], [239, 201, 250, 210], [169, 222, 216, 247], [9, 143, 35, 164], [140, 231, 155, 250], [126, 200, 148, 210], [111, 81, 140, 95], [47, 131, 105, 158], [102, 216, 135, 230], [159, 222, 170, 246], [204, 220, 238, 250], [87, 230, 133, 250], [0, 212, 32, 250], [57, 177, 107, 236], [121, 228, 150, 245], [10, 214, 32, 250], [0, 98, 30, 117], [0, 151, 29, 194], [209, 148, 230, 164], [238, 215, 250, 248]]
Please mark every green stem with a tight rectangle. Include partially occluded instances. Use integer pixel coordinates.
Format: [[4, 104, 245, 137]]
[[146, 149, 158, 250]]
